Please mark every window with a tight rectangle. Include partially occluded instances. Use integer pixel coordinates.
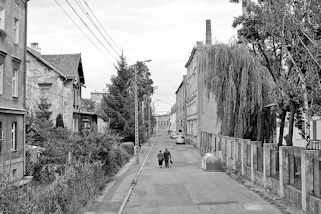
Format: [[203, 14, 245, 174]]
[[13, 18, 19, 44], [11, 122, 17, 151], [38, 83, 52, 99], [0, 7, 5, 31], [12, 68, 18, 97], [0, 121, 2, 153], [12, 169, 17, 178]]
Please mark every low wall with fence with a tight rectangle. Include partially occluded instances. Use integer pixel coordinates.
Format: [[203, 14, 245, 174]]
[[200, 132, 321, 214]]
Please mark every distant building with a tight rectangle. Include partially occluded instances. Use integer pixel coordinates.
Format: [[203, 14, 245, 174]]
[[90, 92, 109, 133], [26, 44, 97, 133], [154, 114, 170, 135], [176, 77, 186, 136], [0, 0, 29, 182], [169, 104, 177, 136], [185, 41, 204, 146]]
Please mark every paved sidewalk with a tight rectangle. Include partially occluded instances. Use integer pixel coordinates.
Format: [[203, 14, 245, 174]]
[[123, 135, 290, 214], [83, 141, 153, 214]]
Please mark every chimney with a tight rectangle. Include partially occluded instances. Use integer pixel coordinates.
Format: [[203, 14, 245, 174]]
[[30, 42, 41, 54], [205, 19, 212, 45]]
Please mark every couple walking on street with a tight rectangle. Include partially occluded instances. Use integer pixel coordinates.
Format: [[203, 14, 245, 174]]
[[157, 149, 172, 168]]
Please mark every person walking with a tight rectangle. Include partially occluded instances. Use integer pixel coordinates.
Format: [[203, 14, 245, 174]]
[[163, 148, 172, 168], [157, 150, 164, 168]]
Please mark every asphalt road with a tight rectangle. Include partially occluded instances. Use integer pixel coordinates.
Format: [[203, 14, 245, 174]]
[[123, 134, 283, 214]]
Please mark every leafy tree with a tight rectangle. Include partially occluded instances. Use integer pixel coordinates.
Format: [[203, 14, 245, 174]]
[[101, 54, 154, 142], [26, 98, 53, 146], [230, 0, 321, 145], [101, 54, 135, 140]]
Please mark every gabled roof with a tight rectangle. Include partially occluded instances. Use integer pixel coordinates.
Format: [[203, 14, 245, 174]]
[[27, 48, 66, 79], [42, 53, 85, 84]]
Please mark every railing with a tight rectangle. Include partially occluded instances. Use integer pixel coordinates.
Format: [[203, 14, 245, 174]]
[[306, 140, 321, 150]]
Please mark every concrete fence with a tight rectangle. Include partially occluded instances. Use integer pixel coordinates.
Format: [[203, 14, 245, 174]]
[[200, 132, 321, 214]]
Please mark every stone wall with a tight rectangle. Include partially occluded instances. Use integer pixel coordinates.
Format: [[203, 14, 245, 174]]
[[200, 132, 321, 214]]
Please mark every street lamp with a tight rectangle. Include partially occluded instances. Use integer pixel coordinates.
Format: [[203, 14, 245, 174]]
[[132, 59, 152, 164]]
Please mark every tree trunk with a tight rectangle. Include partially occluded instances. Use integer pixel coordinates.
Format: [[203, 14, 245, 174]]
[[278, 109, 286, 146], [287, 102, 296, 146]]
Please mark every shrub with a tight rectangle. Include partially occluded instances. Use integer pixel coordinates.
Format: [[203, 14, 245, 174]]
[[120, 142, 134, 155]]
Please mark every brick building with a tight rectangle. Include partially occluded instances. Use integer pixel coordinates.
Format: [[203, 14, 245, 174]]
[[0, 0, 29, 181]]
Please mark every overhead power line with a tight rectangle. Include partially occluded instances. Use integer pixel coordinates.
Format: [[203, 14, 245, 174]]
[[74, 0, 121, 57], [81, 0, 122, 53], [63, 0, 119, 61], [52, 0, 104, 55]]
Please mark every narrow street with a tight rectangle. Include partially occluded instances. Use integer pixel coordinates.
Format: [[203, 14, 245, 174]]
[[122, 134, 283, 214]]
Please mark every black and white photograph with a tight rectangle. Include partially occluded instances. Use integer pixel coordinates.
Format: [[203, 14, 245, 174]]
[[1, 0, 321, 213]]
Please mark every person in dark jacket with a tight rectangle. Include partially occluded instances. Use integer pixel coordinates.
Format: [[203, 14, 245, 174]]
[[157, 150, 164, 168], [163, 148, 172, 168]]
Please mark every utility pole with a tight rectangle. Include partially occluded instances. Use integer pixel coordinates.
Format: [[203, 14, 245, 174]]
[[148, 95, 151, 138], [133, 59, 152, 164], [134, 64, 140, 164]]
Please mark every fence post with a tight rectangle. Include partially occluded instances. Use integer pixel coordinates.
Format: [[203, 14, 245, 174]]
[[263, 144, 271, 188], [241, 140, 245, 176], [301, 150, 316, 212], [279, 146, 284, 198], [279, 146, 291, 198], [250, 142, 255, 183], [313, 151, 320, 198], [233, 139, 238, 171]]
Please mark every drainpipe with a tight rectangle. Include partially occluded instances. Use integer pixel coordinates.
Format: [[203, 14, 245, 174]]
[[23, 0, 30, 177]]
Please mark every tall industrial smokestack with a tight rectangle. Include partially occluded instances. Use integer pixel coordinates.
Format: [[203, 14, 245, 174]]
[[205, 19, 212, 45]]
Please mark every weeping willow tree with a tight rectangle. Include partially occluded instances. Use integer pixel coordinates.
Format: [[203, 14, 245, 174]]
[[202, 44, 274, 140]]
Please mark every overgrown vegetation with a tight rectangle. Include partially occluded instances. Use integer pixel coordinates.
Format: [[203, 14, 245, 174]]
[[1, 93, 133, 213], [229, 0, 321, 145], [203, 44, 274, 140], [100, 54, 154, 143]]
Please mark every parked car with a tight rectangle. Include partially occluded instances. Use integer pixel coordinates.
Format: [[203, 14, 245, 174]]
[[176, 135, 185, 144]]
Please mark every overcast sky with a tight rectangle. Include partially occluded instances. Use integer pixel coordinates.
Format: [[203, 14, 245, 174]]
[[28, 0, 241, 114]]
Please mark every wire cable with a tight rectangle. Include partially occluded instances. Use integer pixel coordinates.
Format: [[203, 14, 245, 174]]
[[64, 0, 119, 61], [81, 0, 122, 53], [52, 0, 106, 57], [75, 0, 121, 57]]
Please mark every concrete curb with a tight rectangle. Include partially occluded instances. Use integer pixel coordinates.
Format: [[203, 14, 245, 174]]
[[117, 141, 155, 214]]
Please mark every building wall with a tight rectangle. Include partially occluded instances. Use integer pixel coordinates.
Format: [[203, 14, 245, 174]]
[[0, 0, 26, 110], [63, 81, 74, 130], [176, 76, 186, 135], [169, 112, 176, 134], [90, 92, 108, 134], [186, 48, 200, 147], [155, 115, 170, 134], [26, 53, 64, 125], [0, 113, 24, 182], [0, 0, 27, 181], [197, 49, 221, 136]]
